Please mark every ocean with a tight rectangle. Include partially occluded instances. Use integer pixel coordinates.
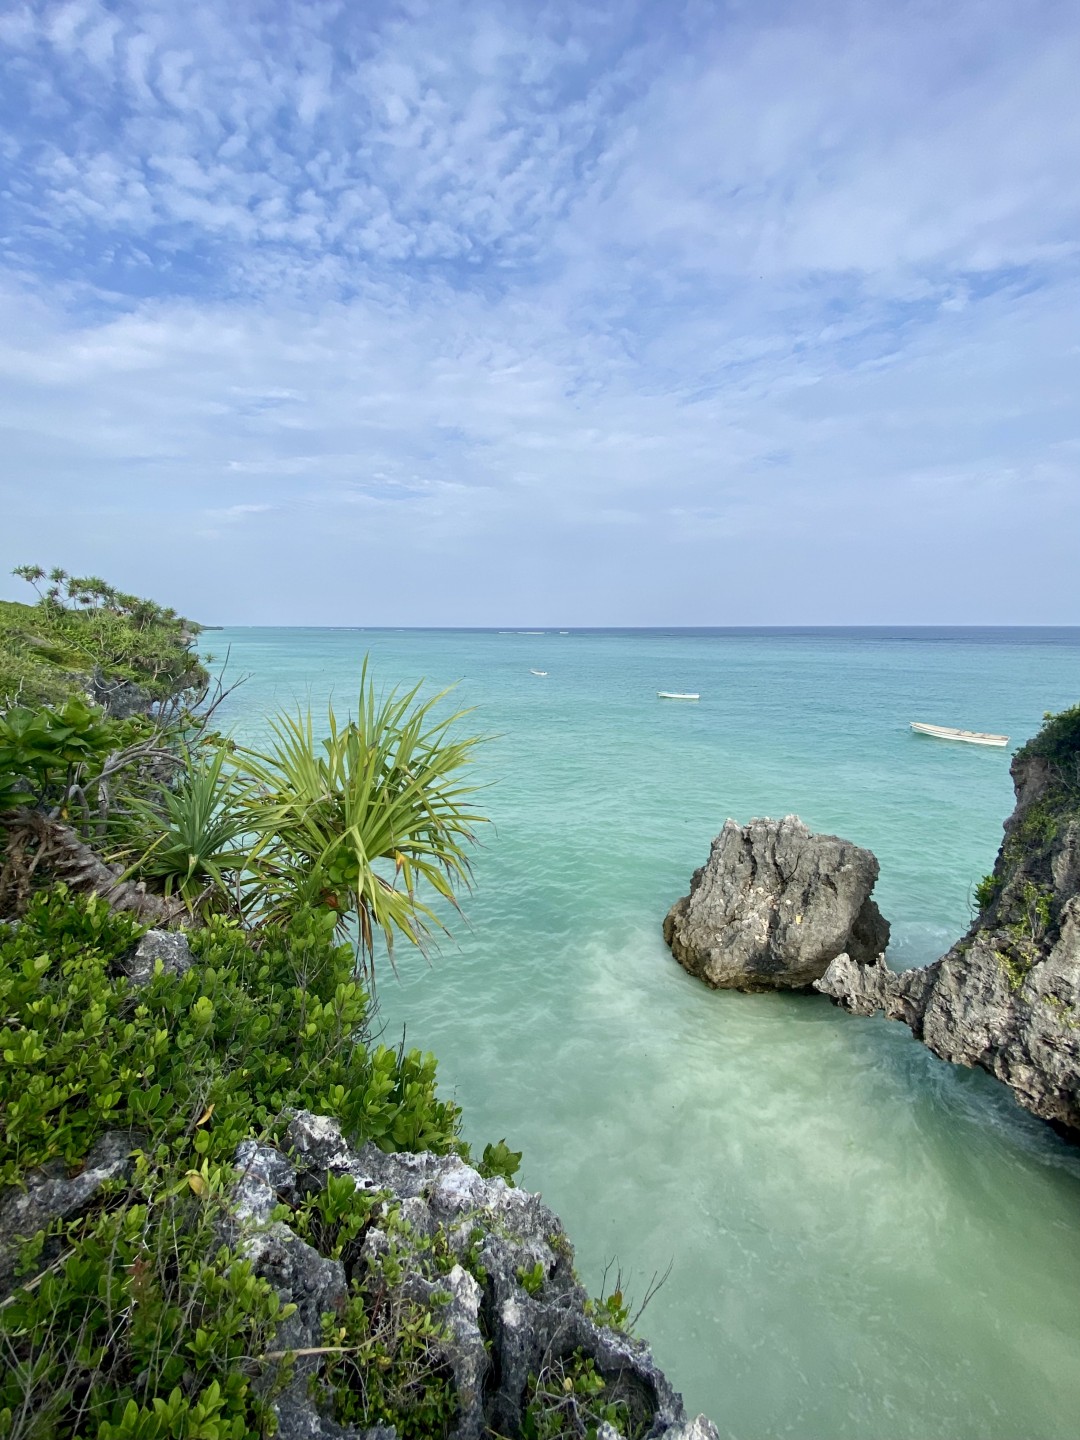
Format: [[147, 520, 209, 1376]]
[[209, 626, 1080, 1440]]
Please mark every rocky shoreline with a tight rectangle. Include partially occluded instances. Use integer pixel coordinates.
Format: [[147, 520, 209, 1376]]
[[665, 705, 1080, 1139], [0, 924, 718, 1440], [817, 735, 1080, 1135]]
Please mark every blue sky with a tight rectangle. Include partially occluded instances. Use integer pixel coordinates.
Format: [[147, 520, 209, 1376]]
[[1, 0, 1078, 624]]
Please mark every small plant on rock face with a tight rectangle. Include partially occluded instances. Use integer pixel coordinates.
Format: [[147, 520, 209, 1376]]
[[973, 872, 1002, 914], [518, 1260, 546, 1296], [479, 1137, 523, 1184], [319, 1282, 457, 1440], [522, 1351, 646, 1440], [279, 1171, 382, 1262]]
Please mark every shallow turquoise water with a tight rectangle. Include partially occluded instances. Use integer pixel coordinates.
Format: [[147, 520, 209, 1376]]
[[210, 627, 1080, 1440]]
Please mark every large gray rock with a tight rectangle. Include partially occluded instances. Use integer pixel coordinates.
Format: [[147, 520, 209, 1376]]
[[664, 816, 890, 990], [234, 1111, 718, 1440], [817, 750, 1080, 1134]]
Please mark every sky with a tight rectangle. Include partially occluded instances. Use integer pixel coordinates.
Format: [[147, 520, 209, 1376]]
[[1, 0, 1078, 626]]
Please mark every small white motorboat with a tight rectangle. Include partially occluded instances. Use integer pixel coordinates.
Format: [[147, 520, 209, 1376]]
[[658, 691, 699, 701], [530, 669, 548, 676], [910, 721, 1008, 747]]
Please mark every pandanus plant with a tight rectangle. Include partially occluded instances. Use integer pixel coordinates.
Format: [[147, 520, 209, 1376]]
[[232, 663, 487, 980]]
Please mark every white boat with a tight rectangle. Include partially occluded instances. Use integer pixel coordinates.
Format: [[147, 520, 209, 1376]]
[[530, 669, 547, 676], [658, 691, 699, 701], [910, 721, 1008, 747]]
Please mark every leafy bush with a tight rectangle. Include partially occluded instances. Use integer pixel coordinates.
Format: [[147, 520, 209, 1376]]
[[0, 698, 126, 811], [1015, 701, 1080, 770], [0, 889, 463, 1188], [0, 888, 506, 1438]]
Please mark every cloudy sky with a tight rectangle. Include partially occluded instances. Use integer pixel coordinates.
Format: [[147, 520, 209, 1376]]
[[1, 0, 1077, 625]]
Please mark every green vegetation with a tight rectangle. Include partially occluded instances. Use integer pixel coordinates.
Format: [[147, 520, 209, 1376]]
[[0, 698, 130, 813], [0, 891, 476, 1436], [0, 571, 517, 1437], [1, 566, 207, 710], [231, 665, 487, 973], [971, 702, 1080, 989], [973, 872, 1002, 912], [522, 1351, 647, 1440], [1015, 701, 1080, 771], [0, 890, 463, 1188], [0, 575, 652, 1440]]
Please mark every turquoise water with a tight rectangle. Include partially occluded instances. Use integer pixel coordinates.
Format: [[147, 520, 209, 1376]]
[[210, 627, 1080, 1440]]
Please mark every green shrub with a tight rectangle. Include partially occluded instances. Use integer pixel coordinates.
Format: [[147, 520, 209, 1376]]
[[522, 1351, 646, 1440], [0, 1158, 291, 1439], [973, 872, 1001, 912], [0, 889, 495, 1438], [320, 1280, 456, 1439], [0, 889, 463, 1188], [0, 698, 126, 811], [1016, 701, 1080, 770]]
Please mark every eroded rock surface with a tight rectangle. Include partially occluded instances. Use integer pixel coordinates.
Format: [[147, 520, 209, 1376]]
[[120, 929, 195, 986], [234, 1112, 718, 1440], [817, 746, 1080, 1134], [664, 816, 889, 990], [0, 1129, 143, 1298]]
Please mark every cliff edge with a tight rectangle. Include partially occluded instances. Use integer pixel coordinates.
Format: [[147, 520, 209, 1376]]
[[817, 704, 1080, 1134]]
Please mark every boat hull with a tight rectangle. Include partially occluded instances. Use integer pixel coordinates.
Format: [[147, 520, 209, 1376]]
[[910, 722, 1008, 747], [658, 692, 699, 701]]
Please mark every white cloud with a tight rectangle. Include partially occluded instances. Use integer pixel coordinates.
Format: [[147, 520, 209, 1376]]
[[0, 0, 1077, 622]]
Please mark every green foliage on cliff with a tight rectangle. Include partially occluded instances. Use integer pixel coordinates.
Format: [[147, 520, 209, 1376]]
[[0, 889, 509, 1438], [0, 567, 208, 710], [0, 890, 462, 1189], [1015, 700, 1080, 776], [0, 581, 538, 1438], [976, 703, 1080, 988]]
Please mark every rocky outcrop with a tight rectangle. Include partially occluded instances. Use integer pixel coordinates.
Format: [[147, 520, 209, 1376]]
[[0, 1104, 717, 1438], [663, 816, 889, 990], [233, 1112, 718, 1440], [817, 734, 1080, 1134]]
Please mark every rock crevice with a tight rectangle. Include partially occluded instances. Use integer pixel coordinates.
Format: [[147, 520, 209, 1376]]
[[233, 1112, 718, 1440]]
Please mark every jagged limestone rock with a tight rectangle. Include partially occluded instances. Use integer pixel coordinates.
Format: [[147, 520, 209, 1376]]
[[231, 1111, 719, 1440], [121, 929, 196, 987], [817, 748, 1080, 1134], [664, 815, 889, 990], [0, 1130, 142, 1298]]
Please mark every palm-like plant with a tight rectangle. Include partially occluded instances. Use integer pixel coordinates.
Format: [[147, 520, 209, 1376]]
[[131, 743, 249, 914], [234, 664, 486, 979]]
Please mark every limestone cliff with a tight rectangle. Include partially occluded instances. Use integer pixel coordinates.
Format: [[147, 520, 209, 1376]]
[[817, 705, 1080, 1134]]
